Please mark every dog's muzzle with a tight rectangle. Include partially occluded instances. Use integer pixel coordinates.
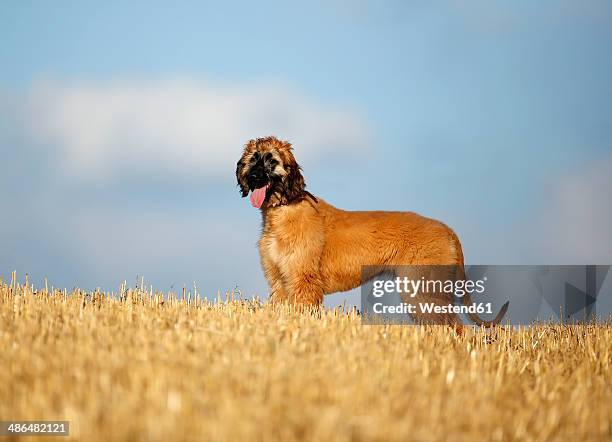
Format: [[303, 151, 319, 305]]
[[248, 165, 269, 190]]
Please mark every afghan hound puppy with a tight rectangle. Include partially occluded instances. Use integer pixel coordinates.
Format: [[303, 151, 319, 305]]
[[236, 136, 508, 325]]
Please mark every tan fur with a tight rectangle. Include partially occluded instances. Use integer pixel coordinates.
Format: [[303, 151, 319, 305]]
[[237, 136, 507, 325]]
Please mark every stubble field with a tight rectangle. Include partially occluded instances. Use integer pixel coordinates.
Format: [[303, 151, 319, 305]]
[[1, 275, 611, 441]]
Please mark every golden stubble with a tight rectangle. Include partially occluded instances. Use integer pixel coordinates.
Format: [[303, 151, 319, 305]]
[[0, 274, 610, 441]]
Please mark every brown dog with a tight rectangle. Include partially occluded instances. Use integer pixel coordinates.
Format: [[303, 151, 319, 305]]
[[236, 136, 508, 325]]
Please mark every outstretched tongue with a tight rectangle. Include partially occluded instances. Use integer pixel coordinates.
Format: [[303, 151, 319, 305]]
[[249, 185, 269, 209]]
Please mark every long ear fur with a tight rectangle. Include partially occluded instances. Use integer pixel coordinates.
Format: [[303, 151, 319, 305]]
[[284, 163, 305, 202], [236, 160, 249, 197]]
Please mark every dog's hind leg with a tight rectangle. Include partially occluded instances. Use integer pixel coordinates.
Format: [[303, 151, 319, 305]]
[[395, 265, 461, 325]]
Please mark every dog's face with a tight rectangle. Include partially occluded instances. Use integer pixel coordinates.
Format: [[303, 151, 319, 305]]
[[236, 136, 305, 209]]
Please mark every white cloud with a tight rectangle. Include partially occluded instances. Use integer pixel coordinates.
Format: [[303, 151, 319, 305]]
[[26, 78, 370, 181]]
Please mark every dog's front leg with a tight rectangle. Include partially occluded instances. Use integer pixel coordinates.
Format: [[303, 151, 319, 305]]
[[263, 257, 322, 306], [265, 253, 323, 306], [261, 257, 291, 303], [286, 272, 323, 306], [281, 221, 325, 306]]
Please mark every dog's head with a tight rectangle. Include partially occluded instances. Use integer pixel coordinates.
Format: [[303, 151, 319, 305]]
[[236, 136, 305, 209]]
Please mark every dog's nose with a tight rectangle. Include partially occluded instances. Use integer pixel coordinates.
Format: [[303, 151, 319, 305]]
[[249, 171, 262, 180], [249, 166, 265, 180]]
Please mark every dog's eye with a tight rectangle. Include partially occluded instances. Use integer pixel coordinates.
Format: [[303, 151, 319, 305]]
[[269, 159, 278, 168], [264, 152, 273, 161]]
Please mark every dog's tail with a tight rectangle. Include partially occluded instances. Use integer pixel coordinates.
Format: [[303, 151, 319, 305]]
[[457, 265, 509, 327], [463, 294, 509, 327]]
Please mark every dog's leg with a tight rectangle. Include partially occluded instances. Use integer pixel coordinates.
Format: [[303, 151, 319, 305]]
[[282, 232, 324, 306], [266, 259, 323, 307], [285, 271, 324, 306], [396, 265, 460, 325], [263, 202, 325, 308], [261, 257, 291, 303]]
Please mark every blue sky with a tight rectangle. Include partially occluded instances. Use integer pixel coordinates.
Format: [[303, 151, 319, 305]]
[[1, 1, 611, 304]]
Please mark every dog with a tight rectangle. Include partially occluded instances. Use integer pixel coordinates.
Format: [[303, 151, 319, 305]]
[[236, 136, 508, 325]]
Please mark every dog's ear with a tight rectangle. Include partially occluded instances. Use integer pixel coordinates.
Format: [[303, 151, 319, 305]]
[[284, 162, 305, 201], [236, 159, 249, 197], [276, 141, 306, 201]]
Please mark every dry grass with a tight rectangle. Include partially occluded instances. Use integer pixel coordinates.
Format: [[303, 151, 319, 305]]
[[1, 274, 611, 442]]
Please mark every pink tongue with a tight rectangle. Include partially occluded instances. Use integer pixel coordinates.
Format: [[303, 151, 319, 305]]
[[249, 185, 268, 209]]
